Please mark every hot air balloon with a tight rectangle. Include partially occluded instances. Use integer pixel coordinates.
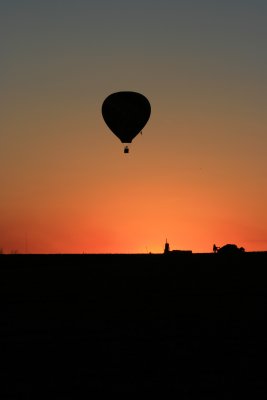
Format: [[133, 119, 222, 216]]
[[102, 91, 151, 153]]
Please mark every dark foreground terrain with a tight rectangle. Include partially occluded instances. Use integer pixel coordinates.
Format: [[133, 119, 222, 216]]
[[0, 253, 266, 398]]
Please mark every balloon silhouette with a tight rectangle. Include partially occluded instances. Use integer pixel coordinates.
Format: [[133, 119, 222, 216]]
[[102, 91, 151, 153]]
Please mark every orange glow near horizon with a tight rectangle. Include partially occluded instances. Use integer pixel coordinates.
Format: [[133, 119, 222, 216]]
[[1, 159, 267, 254]]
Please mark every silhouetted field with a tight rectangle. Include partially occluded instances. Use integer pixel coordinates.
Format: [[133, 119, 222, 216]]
[[1, 253, 266, 398]]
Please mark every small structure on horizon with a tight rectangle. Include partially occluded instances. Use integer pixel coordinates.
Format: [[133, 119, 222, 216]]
[[213, 244, 220, 253], [164, 239, 192, 255], [164, 239, 170, 254], [213, 243, 245, 254]]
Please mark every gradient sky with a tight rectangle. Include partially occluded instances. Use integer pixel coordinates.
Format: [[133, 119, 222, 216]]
[[1, 0, 266, 253]]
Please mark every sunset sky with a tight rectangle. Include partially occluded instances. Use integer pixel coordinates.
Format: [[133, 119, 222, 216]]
[[1, 0, 266, 254]]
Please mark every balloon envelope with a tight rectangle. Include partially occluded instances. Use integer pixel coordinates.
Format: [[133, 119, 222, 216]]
[[102, 91, 151, 143]]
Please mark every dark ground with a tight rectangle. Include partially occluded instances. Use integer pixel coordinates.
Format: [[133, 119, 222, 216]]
[[0, 253, 266, 398]]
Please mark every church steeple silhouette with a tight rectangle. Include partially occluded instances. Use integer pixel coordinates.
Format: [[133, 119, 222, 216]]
[[164, 239, 170, 254]]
